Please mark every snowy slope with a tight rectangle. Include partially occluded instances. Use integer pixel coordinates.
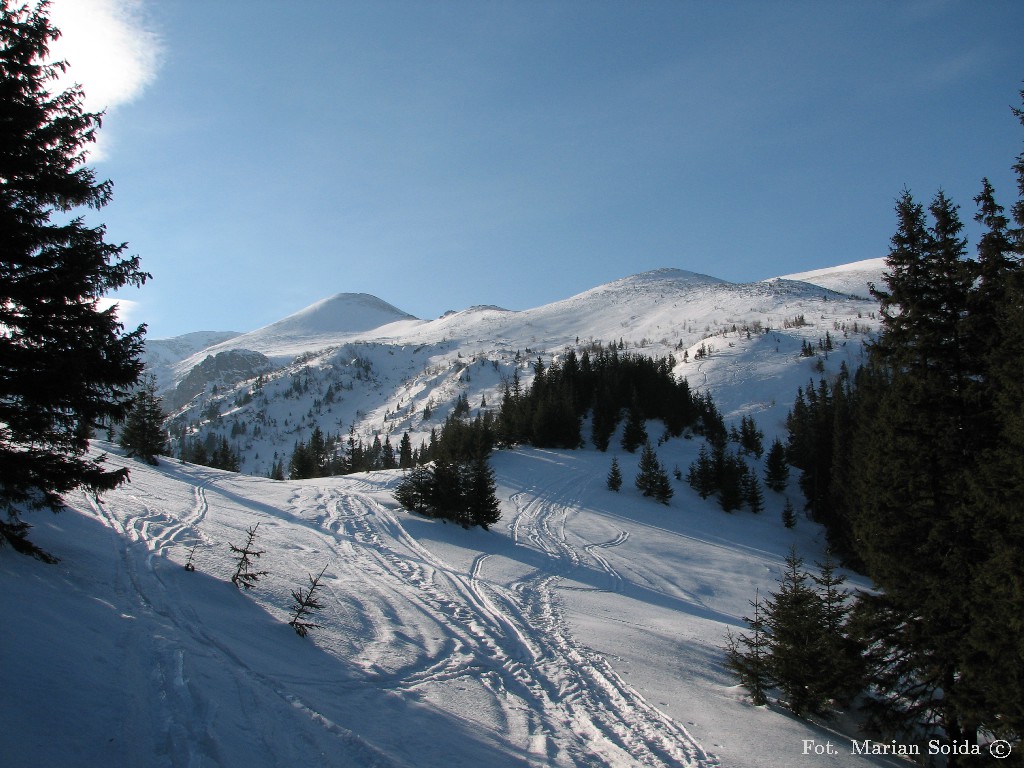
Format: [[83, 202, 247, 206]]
[[150, 264, 881, 477], [1, 441, 902, 768], [0, 260, 903, 767], [779, 258, 887, 299]]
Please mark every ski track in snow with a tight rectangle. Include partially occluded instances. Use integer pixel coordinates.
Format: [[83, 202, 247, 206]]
[[75, 450, 717, 767], [83, 465, 407, 768]]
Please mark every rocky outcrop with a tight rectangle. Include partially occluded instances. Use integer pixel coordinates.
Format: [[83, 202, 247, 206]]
[[168, 349, 273, 412]]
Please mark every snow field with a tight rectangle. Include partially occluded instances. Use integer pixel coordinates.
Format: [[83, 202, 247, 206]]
[[2, 432, 903, 768]]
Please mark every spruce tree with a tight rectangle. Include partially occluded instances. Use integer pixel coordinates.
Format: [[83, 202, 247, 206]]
[[763, 548, 827, 716], [430, 458, 464, 521], [289, 439, 316, 479], [743, 473, 764, 514], [211, 436, 240, 472], [606, 456, 623, 491], [635, 441, 671, 504], [398, 431, 414, 469], [763, 438, 789, 492], [849, 189, 983, 748], [687, 443, 715, 499], [724, 589, 772, 706], [961, 159, 1024, 746], [119, 375, 167, 465], [716, 449, 746, 513], [811, 554, 861, 707], [0, 2, 150, 560], [619, 397, 647, 453], [465, 456, 501, 530], [589, 386, 617, 451], [781, 497, 796, 529], [394, 466, 434, 515]]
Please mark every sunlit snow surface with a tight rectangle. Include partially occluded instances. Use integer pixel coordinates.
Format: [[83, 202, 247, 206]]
[[1, 263, 905, 767], [3, 441, 900, 768]]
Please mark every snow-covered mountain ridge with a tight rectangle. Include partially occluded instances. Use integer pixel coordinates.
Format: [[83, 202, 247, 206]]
[[145, 260, 884, 477]]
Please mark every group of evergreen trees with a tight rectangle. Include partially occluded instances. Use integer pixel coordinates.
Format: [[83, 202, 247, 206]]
[[497, 348, 723, 451], [769, 92, 1024, 757], [726, 549, 860, 717], [686, 416, 773, 513], [606, 444, 675, 504], [393, 455, 501, 529], [286, 410, 497, 481], [392, 411, 501, 529], [286, 426, 402, 479]]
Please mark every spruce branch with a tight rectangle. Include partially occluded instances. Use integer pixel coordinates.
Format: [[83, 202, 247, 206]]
[[184, 542, 199, 572], [229, 523, 269, 590], [289, 564, 329, 637]]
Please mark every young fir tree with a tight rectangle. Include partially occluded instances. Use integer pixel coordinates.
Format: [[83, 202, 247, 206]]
[[743, 473, 764, 514], [619, 398, 647, 453], [724, 589, 772, 706], [0, 2, 150, 561], [781, 497, 796, 529], [465, 456, 501, 530], [229, 523, 269, 590], [119, 375, 167, 465], [288, 565, 328, 637], [811, 555, 861, 707], [635, 441, 672, 504], [763, 548, 828, 717], [687, 443, 715, 499], [183, 542, 199, 572], [763, 438, 789, 492], [606, 456, 623, 491], [394, 466, 434, 516]]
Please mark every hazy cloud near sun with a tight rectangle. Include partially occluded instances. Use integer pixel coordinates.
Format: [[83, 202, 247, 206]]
[[96, 297, 141, 328], [47, 0, 162, 157]]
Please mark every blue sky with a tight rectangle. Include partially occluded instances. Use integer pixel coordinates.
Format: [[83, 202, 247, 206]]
[[51, 1, 1024, 339]]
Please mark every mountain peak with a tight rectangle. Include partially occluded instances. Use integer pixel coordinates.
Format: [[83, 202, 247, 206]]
[[280, 292, 417, 334], [610, 267, 730, 289]]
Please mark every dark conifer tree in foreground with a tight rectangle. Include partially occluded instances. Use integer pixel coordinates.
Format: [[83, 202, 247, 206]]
[[0, 2, 149, 561], [848, 189, 990, 752], [809, 98, 1024, 755]]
